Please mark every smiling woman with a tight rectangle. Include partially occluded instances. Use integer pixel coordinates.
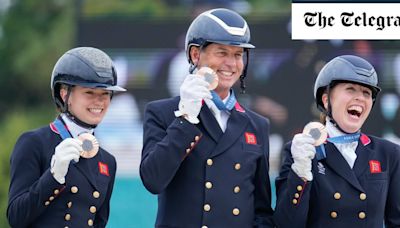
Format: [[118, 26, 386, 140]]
[[314, 55, 380, 133], [274, 55, 400, 228], [61, 86, 112, 126], [324, 82, 373, 133], [7, 47, 126, 228]]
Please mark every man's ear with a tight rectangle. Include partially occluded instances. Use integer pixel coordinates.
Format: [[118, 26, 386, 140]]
[[190, 46, 200, 65]]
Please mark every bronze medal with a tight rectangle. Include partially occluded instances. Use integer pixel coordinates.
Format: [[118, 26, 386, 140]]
[[197, 66, 218, 90], [303, 122, 327, 146], [78, 133, 99, 158]]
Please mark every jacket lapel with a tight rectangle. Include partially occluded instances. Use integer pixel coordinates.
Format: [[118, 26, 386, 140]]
[[353, 143, 373, 178], [324, 143, 364, 192], [72, 154, 100, 190], [199, 105, 223, 143], [50, 121, 106, 191], [210, 109, 249, 158]]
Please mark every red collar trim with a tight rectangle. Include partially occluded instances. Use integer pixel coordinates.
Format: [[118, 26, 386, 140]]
[[49, 122, 60, 134], [234, 102, 245, 113], [360, 134, 371, 146], [49, 122, 70, 135]]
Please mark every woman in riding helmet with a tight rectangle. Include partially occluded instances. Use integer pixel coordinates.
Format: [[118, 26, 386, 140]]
[[274, 55, 400, 227], [8, 47, 125, 228]]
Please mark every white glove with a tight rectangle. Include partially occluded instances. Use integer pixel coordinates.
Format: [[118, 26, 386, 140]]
[[50, 138, 82, 184], [175, 74, 212, 124], [291, 133, 316, 181]]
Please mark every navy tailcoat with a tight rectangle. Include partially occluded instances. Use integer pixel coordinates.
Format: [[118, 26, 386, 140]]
[[8, 125, 116, 228], [140, 96, 275, 228], [274, 134, 400, 228]]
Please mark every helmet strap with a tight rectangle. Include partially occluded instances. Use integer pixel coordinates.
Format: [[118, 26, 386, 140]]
[[189, 63, 197, 74], [64, 111, 97, 129], [240, 49, 249, 94], [188, 43, 208, 74], [60, 86, 72, 113]]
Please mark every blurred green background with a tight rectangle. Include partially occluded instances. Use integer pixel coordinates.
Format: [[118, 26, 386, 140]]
[[0, 1, 290, 227]]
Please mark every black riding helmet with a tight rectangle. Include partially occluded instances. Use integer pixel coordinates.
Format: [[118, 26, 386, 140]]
[[51, 47, 126, 127]]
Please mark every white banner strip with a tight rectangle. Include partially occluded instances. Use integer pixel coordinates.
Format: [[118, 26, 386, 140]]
[[292, 3, 400, 40]]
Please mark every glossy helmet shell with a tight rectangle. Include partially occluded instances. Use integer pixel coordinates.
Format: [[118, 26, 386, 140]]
[[185, 8, 255, 64], [51, 47, 126, 109], [314, 55, 381, 111]]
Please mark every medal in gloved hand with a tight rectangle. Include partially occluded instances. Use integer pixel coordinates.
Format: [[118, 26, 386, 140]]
[[78, 133, 99, 158], [303, 122, 327, 146], [197, 66, 218, 90]]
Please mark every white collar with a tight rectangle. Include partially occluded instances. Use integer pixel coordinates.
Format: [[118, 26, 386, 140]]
[[325, 118, 346, 138], [61, 113, 94, 138], [221, 91, 231, 104], [325, 118, 358, 168]]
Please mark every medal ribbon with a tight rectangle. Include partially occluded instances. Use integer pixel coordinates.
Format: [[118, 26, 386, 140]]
[[315, 132, 360, 160], [211, 89, 236, 111], [327, 133, 360, 144], [53, 118, 72, 140], [53, 118, 79, 163]]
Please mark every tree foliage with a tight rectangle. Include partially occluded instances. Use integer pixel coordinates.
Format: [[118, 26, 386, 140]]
[[0, 0, 75, 118]]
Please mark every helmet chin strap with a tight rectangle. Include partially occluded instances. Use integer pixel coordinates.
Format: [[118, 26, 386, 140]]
[[239, 49, 249, 94], [189, 63, 197, 74], [59, 86, 72, 113], [64, 111, 97, 129], [61, 86, 97, 129], [188, 44, 206, 74], [327, 116, 351, 134]]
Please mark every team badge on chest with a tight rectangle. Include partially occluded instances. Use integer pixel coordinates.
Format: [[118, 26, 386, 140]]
[[369, 160, 381, 173], [98, 162, 110, 176], [245, 132, 257, 145]]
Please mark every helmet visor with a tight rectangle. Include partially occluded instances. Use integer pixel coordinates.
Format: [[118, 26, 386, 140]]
[[75, 82, 127, 92], [208, 39, 255, 49]]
